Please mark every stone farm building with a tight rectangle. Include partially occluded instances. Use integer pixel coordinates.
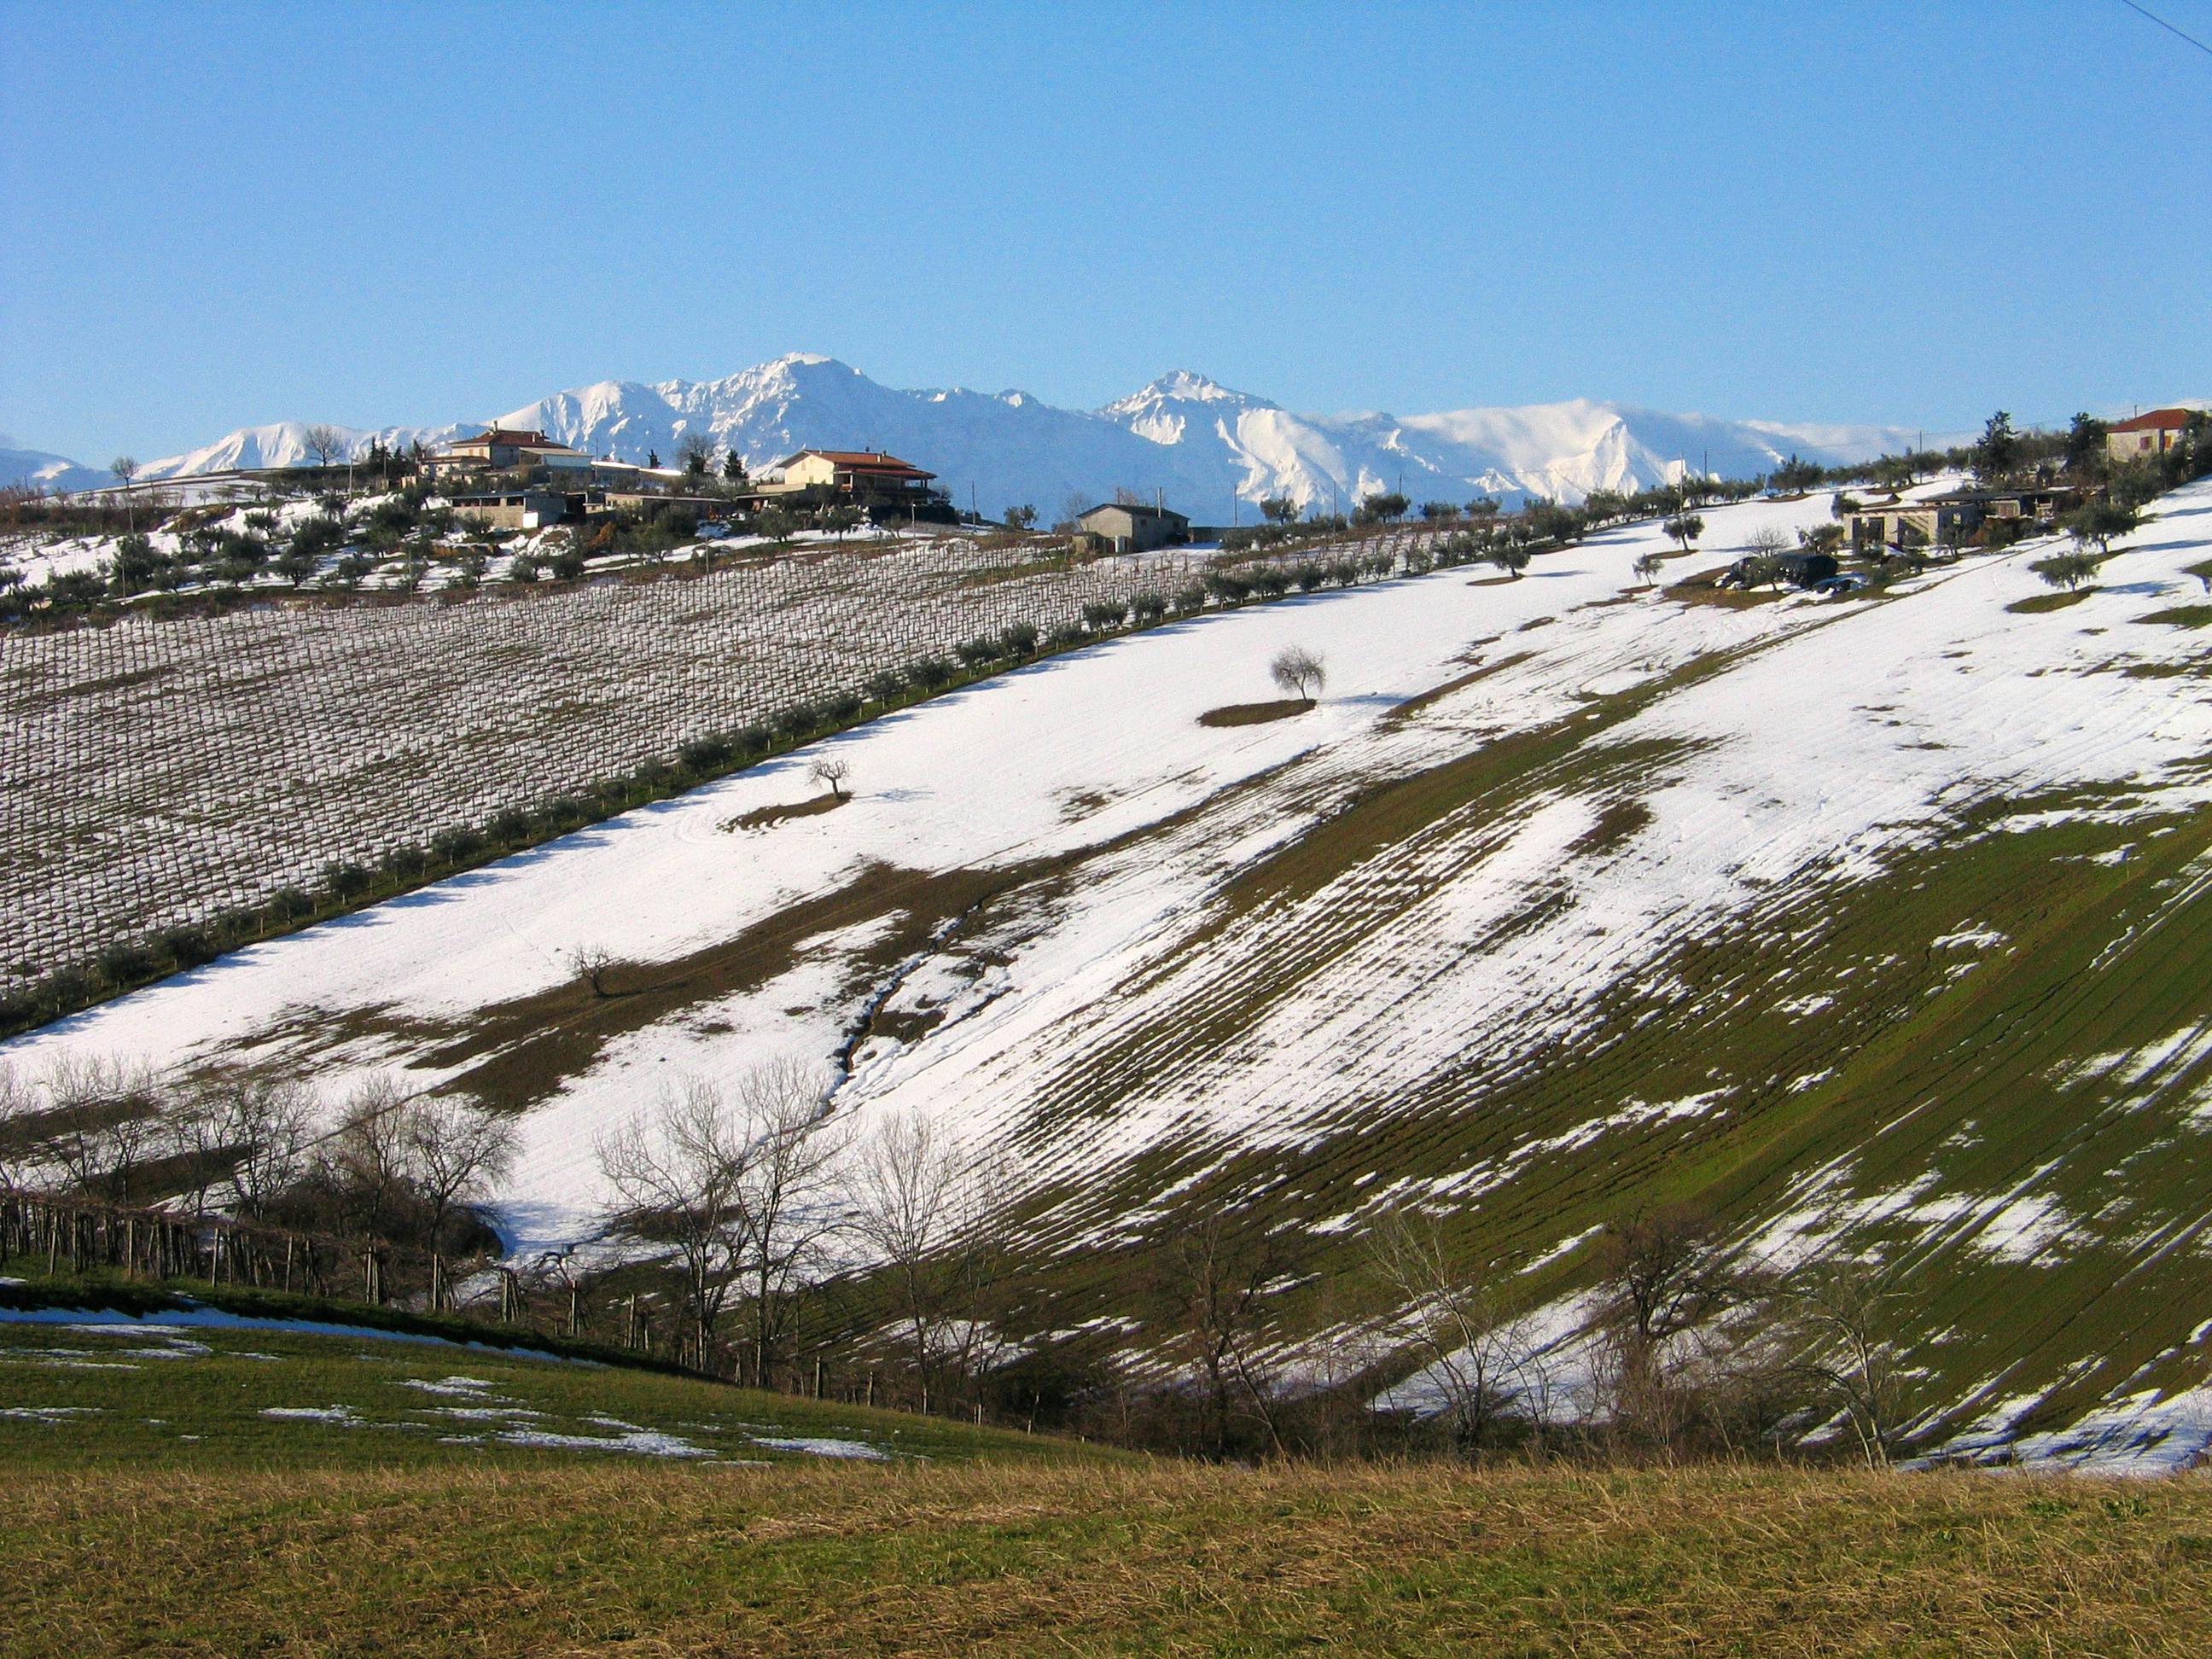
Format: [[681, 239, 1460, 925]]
[[2106, 408, 2197, 463], [1074, 503, 1191, 554], [1841, 485, 2077, 553]]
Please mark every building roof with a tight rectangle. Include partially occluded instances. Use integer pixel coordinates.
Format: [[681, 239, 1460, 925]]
[[2109, 407, 2196, 433], [773, 448, 936, 480], [1079, 502, 1188, 522], [453, 428, 551, 446]]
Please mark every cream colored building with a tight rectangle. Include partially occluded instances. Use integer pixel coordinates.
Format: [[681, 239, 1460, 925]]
[[2106, 408, 2195, 463], [757, 449, 936, 498]]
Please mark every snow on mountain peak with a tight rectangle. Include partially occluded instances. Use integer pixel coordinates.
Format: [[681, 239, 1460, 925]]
[[102, 354, 1922, 520]]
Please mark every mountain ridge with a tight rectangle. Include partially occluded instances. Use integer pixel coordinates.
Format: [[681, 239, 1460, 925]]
[[19, 356, 1931, 517]]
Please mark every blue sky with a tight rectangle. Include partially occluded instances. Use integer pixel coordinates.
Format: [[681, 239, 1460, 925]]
[[3, 1, 2207, 463]]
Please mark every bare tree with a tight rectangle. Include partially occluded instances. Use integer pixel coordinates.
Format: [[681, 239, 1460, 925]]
[[597, 1076, 749, 1364], [847, 1110, 965, 1411], [110, 456, 139, 534], [0, 1061, 38, 1192], [1633, 550, 1667, 587], [323, 1074, 416, 1243], [300, 425, 347, 469], [404, 1094, 519, 1250], [1364, 1206, 1544, 1458], [37, 1053, 165, 1203], [677, 432, 717, 478], [729, 1058, 849, 1386], [1768, 1260, 1916, 1468], [1588, 1204, 1751, 1452], [1743, 526, 1791, 562], [1269, 644, 1326, 706], [213, 1073, 317, 1220], [1165, 1211, 1290, 1458], [808, 756, 851, 800], [568, 944, 618, 998]]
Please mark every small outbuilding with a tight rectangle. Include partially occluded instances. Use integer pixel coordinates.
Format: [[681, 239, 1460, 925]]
[[1074, 502, 1190, 554]]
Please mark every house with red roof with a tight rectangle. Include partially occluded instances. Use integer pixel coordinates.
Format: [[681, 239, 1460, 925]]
[[425, 427, 598, 484], [2105, 408, 2197, 463], [757, 448, 939, 502]]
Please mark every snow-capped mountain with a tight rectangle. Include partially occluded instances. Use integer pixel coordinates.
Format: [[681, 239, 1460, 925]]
[[88, 355, 1925, 518], [1, 441, 117, 495], [137, 419, 457, 479]]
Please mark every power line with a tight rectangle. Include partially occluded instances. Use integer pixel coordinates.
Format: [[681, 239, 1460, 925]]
[[2116, 0, 2212, 59]]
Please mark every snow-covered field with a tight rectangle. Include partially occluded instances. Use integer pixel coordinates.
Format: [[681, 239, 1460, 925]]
[[13, 479, 2212, 1470]]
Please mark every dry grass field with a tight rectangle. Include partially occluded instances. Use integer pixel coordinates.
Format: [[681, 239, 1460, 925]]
[[3, 1459, 2208, 1656]]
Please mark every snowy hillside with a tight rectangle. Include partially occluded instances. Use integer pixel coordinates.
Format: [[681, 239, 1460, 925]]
[[17, 478, 2212, 1470], [105, 355, 1920, 518]]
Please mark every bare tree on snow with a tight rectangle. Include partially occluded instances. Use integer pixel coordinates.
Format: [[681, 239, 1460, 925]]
[[1270, 644, 1326, 706]]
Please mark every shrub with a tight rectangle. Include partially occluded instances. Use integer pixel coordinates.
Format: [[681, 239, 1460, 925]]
[[1204, 571, 1251, 604], [731, 725, 772, 755], [322, 861, 373, 899], [678, 735, 731, 771], [864, 669, 907, 704], [158, 925, 218, 969], [485, 808, 533, 846], [905, 655, 955, 691], [1173, 583, 1208, 614], [98, 941, 158, 984], [1080, 599, 1128, 631], [267, 887, 317, 922], [1044, 623, 1086, 651], [429, 827, 485, 864], [772, 703, 820, 739], [998, 622, 1040, 656], [955, 637, 998, 669], [823, 690, 864, 723], [1131, 590, 1169, 623], [378, 845, 428, 880]]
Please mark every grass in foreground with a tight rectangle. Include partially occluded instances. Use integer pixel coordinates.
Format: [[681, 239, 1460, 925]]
[[3, 1460, 2207, 1656]]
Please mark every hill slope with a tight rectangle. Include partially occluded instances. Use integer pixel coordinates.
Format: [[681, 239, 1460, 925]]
[[14, 482, 2212, 1468]]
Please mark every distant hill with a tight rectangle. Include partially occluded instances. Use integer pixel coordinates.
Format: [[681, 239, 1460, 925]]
[[0, 443, 115, 494], [95, 355, 1924, 517]]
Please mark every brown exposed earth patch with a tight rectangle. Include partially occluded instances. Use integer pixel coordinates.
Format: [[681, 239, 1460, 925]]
[[403, 858, 1072, 1112], [727, 793, 847, 832], [1570, 797, 1654, 857], [1198, 699, 1313, 728]]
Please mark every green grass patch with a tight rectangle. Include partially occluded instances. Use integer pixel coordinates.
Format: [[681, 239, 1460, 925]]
[[0, 1312, 1100, 1474], [2134, 604, 2212, 629], [2007, 588, 2094, 614]]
